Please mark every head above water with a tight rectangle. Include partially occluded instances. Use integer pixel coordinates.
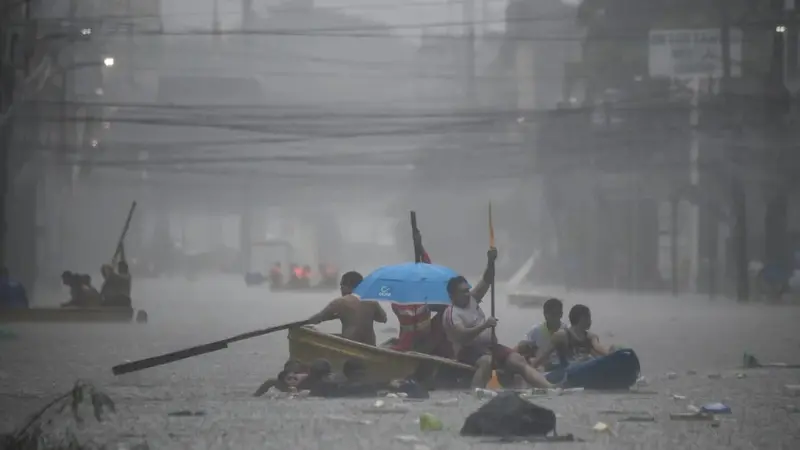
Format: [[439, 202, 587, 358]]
[[342, 358, 367, 382], [283, 359, 305, 374], [339, 271, 363, 296], [543, 298, 563, 325], [447, 275, 471, 307], [568, 304, 592, 331], [61, 271, 73, 285], [307, 359, 332, 381], [277, 370, 301, 388]]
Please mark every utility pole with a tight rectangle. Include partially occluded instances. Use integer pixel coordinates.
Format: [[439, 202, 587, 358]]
[[718, 0, 749, 302], [463, 0, 476, 106], [242, 0, 253, 30], [212, 0, 221, 36], [762, 0, 792, 302]]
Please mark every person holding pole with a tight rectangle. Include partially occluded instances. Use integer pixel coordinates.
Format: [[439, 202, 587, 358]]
[[442, 247, 555, 389]]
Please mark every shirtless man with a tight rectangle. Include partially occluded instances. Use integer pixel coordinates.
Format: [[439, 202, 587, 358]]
[[530, 304, 610, 369], [443, 248, 554, 389], [307, 271, 387, 345]]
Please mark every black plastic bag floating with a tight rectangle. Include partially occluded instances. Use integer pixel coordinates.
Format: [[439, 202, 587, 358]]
[[461, 392, 556, 437]]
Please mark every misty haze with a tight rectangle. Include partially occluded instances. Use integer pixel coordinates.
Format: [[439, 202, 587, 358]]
[[0, 0, 799, 449]]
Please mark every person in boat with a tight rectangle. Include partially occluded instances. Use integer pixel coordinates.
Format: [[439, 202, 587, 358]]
[[319, 263, 339, 287], [529, 304, 610, 370], [100, 259, 132, 308], [387, 303, 453, 358], [268, 262, 283, 288], [0, 267, 29, 309], [61, 271, 103, 307], [517, 298, 567, 370], [287, 263, 302, 288], [443, 247, 555, 389], [300, 265, 312, 288], [307, 271, 387, 346]]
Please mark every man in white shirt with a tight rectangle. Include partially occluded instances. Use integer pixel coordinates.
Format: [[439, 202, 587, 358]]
[[443, 248, 554, 389], [517, 298, 568, 370]]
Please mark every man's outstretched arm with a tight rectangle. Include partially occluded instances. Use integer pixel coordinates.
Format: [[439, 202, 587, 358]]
[[470, 247, 497, 302], [309, 298, 341, 324]]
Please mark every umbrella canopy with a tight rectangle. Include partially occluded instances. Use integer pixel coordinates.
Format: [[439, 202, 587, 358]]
[[353, 262, 467, 305]]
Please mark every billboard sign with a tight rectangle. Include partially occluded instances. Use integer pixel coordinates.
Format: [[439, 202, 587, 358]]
[[649, 28, 742, 79]]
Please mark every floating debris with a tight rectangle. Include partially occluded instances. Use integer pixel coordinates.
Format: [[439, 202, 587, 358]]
[[474, 388, 498, 400], [599, 410, 652, 416], [700, 403, 732, 414], [619, 415, 656, 423], [326, 415, 372, 425], [670, 412, 716, 421], [419, 413, 443, 431], [167, 410, 205, 417], [785, 385, 800, 397]]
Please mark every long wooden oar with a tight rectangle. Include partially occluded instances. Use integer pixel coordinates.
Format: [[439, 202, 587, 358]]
[[112, 201, 137, 264], [112, 319, 313, 375], [486, 202, 501, 389]]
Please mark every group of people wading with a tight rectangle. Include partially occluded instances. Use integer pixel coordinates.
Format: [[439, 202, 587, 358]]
[[304, 247, 564, 390], [61, 246, 132, 308]]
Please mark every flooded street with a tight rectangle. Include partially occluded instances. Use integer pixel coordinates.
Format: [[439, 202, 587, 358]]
[[1, 277, 798, 449]]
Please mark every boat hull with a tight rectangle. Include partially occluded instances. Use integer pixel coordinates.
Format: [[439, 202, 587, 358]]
[[0, 307, 144, 324], [288, 326, 474, 387]]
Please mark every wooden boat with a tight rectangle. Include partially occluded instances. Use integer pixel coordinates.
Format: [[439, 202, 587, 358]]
[[288, 326, 474, 387], [0, 307, 148, 324]]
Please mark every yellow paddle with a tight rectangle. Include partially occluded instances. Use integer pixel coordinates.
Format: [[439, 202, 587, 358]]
[[486, 202, 501, 389]]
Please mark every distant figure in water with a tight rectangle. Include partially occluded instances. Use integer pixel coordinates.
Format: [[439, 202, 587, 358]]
[[308, 271, 387, 346], [100, 256, 132, 308], [269, 262, 283, 288], [288, 264, 302, 288], [0, 267, 29, 309], [61, 271, 103, 308], [318, 263, 339, 288], [300, 265, 312, 288]]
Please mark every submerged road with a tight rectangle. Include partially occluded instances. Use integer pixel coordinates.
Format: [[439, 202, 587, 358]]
[[1, 276, 798, 449]]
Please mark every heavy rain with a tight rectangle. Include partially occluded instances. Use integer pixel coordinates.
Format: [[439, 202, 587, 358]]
[[0, 0, 798, 449]]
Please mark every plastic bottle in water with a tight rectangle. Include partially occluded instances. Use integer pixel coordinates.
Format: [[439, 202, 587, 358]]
[[474, 388, 498, 400]]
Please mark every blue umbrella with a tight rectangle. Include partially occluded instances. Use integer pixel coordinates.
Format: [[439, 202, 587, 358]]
[[353, 262, 467, 305]]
